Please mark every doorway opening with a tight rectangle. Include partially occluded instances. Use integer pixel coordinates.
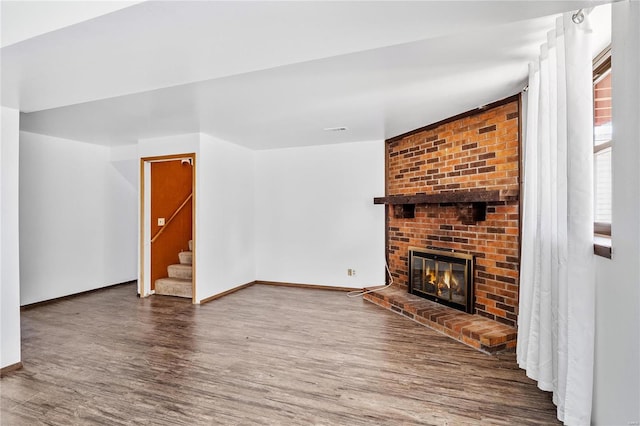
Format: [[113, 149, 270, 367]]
[[140, 154, 196, 302]]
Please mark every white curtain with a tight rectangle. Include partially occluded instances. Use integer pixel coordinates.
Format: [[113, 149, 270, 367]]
[[517, 13, 595, 426]]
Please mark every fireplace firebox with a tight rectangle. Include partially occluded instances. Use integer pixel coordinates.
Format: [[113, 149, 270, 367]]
[[408, 247, 474, 313]]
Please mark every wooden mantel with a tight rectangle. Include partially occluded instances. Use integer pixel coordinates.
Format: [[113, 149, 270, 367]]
[[373, 189, 519, 223], [373, 188, 519, 205]]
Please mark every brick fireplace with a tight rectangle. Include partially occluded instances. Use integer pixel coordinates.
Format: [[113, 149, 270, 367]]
[[365, 95, 521, 352]]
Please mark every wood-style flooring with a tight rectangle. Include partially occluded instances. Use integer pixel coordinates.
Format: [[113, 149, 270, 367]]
[[1, 283, 559, 425]]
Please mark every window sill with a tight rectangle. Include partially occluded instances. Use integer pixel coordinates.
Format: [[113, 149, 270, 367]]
[[594, 235, 612, 259]]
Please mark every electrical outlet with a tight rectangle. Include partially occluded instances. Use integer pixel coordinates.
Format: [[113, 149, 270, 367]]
[[157, 217, 165, 226], [347, 268, 356, 276]]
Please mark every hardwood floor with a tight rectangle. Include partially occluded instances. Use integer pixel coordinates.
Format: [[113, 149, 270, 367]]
[[1, 283, 559, 425]]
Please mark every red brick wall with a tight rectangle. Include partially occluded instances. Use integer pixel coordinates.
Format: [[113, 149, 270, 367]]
[[386, 97, 520, 327]]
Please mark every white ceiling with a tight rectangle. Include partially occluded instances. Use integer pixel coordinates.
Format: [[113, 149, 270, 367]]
[[1, 1, 612, 149], [0, 1, 143, 48]]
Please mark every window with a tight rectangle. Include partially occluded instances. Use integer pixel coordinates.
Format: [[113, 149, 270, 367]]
[[593, 47, 611, 237]]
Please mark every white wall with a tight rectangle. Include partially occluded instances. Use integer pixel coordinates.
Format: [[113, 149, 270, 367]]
[[19, 132, 137, 305], [104, 156, 138, 287], [111, 144, 138, 187], [1, 106, 21, 369], [196, 134, 255, 302], [592, 1, 640, 424], [138, 133, 200, 159], [138, 132, 256, 302], [255, 140, 385, 288], [137, 133, 384, 301]]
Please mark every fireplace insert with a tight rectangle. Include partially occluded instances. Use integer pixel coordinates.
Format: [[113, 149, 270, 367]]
[[408, 247, 474, 313]]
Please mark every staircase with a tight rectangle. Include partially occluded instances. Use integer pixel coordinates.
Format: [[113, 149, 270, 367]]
[[155, 240, 193, 299]]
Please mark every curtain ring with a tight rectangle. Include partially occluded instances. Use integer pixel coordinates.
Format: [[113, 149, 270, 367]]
[[572, 9, 585, 24]]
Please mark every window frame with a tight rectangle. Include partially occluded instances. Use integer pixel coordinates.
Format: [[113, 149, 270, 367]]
[[593, 46, 612, 240]]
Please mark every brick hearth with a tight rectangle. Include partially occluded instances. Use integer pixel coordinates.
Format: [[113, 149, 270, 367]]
[[363, 286, 517, 353]]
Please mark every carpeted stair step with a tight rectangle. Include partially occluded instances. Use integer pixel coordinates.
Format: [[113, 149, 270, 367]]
[[178, 251, 192, 265], [155, 277, 192, 298], [168, 263, 192, 279]]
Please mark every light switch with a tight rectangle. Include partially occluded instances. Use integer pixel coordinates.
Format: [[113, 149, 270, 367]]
[[158, 218, 165, 226]]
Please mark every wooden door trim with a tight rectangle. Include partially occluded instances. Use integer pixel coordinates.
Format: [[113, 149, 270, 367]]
[[140, 153, 196, 303]]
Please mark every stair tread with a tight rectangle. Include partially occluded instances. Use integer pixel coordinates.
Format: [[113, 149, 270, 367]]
[[167, 263, 192, 279], [156, 277, 191, 284], [168, 263, 192, 269], [178, 250, 192, 265], [155, 277, 192, 298]]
